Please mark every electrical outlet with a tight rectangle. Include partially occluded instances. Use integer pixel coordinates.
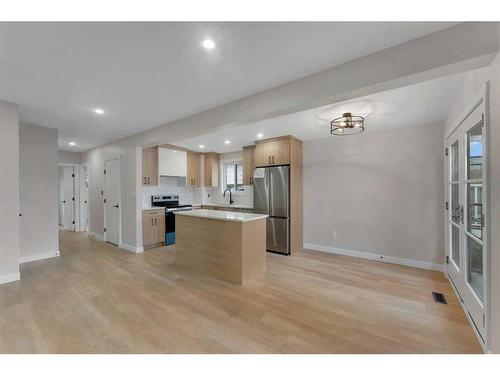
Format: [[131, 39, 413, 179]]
[[330, 229, 336, 238]]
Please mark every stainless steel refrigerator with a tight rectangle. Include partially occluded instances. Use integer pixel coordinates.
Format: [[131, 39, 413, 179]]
[[253, 165, 290, 255]]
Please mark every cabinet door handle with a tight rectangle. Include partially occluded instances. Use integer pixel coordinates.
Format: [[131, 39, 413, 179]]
[[272, 155, 275, 164], [154, 217, 157, 225], [151, 218, 154, 225], [143, 177, 146, 184], [147, 177, 150, 184], [268, 156, 271, 164]]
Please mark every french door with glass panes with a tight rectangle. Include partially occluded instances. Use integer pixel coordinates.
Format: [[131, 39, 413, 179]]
[[446, 100, 487, 344]]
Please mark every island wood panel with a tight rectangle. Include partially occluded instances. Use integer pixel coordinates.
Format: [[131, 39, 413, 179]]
[[175, 215, 266, 285], [241, 218, 266, 282]]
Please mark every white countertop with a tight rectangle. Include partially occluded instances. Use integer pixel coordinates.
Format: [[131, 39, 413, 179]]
[[174, 209, 267, 223], [201, 203, 254, 209]]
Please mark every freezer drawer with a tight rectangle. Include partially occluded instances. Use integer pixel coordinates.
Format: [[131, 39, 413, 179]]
[[266, 217, 289, 254]]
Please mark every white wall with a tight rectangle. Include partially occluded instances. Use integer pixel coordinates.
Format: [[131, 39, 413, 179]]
[[59, 150, 81, 165], [0, 101, 20, 284], [303, 122, 444, 268], [445, 54, 500, 353], [19, 123, 59, 263]]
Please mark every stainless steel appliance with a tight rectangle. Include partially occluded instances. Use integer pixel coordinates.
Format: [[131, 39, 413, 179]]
[[151, 195, 192, 245], [253, 165, 290, 255]]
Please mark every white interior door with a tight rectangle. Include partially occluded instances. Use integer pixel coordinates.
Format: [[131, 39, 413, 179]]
[[446, 100, 488, 344], [104, 158, 121, 245], [80, 166, 89, 232], [58, 167, 65, 226], [62, 167, 75, 231]]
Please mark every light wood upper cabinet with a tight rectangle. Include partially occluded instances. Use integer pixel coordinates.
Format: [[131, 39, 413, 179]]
[[186, 152, 201, 187], [142, 147, 158, 186], [142, 209, 165, 249], [255, 137, 291, 167], [242, 145, 256, 185], [203, 152, 219, 187]]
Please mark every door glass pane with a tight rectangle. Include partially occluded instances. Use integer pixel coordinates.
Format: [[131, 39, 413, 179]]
[[451, 141, 459, 181], [467, 121, 483, 180], [467, 183, 483, 240], [467, 236, 483, 301], [451, 224, 460, 267], [451, 183, 460, 224]]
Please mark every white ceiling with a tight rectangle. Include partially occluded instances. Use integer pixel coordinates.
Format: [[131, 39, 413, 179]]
[[172, 73, 465, 153], [0, 22, 457, 151]]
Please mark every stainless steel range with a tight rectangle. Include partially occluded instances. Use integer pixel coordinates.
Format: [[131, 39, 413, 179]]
[[151, 195, 192, 245]]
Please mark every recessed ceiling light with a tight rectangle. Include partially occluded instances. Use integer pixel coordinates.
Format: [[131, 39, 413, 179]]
[[94, 108, 105, 115], [172, 150, 177, 153], [199, 145, 205, 149], [69, 142, 76, 146], [257, 133, 263, 138], [224, 140, 231, 144], [202, 39, 216, 50]]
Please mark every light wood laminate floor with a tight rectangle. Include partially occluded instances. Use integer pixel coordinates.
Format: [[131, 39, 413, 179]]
[[0, 230, 482, 353]]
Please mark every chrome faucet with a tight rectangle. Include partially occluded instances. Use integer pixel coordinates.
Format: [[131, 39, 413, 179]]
[[223, 188, 234, 205]]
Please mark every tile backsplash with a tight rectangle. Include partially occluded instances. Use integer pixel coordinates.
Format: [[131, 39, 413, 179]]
[[202, 185, 253, 207], [142, 176, 202, 208], [142, 175, 252, 208]]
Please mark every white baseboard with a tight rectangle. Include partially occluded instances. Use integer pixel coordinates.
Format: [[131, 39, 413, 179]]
[[119, 242, 143, 254], [88, 231, 104, 242], [304, 243, 445, 272], [0, 272, 20, 285], [20, 251, 60, 264]]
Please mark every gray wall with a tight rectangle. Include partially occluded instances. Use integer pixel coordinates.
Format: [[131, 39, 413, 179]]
[[59, 150, 81, 165], [19, 123, 59, 262], [303, 122, 444, 266], [0, 101, 20, 283]]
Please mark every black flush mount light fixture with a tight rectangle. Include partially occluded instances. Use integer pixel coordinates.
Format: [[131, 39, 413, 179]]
[[330, 112, 365, 136]]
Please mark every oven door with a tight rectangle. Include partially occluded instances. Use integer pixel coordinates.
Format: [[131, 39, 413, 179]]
[[165, 211, 175, 245]]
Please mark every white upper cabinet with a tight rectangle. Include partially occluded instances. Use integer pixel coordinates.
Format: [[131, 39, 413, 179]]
[[158, 148, 187, 177]]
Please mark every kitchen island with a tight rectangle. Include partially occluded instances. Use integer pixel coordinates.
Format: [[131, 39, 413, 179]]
[[174, 209, 268, 285]]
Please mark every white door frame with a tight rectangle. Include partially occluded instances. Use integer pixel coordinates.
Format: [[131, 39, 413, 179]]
[[444, 82, 490, 352], [103, 156, 122, 245]]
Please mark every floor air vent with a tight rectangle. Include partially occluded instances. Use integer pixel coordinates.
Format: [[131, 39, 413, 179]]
[[432, 292, 447, 304]]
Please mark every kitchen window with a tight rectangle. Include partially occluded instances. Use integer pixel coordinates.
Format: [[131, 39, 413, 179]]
[[222, 161, 244, 192]]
